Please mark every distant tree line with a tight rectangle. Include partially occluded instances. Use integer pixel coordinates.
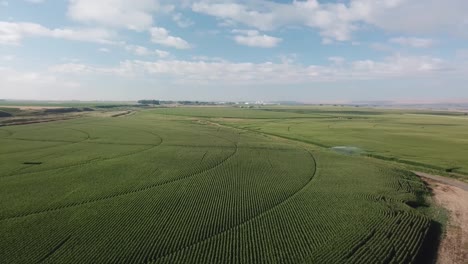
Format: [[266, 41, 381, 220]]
[[138, 100, 160, 105], [138, 100, 229, 106], [170, 101, 217, 105]]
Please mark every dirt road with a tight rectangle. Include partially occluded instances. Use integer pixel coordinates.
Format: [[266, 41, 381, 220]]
[[414, 171, 468, 264]]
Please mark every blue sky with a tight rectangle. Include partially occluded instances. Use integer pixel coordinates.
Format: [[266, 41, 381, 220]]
[[1, 0, 467, 102]]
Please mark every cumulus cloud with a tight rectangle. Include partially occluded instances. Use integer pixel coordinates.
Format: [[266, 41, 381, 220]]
[[192, 2, 276, 31], [67, 0, 162, 31], [328, 56, 345, 65], [25, 0, 44, 3], [362, 0, 468, 36], [348, 55, 449, 78], [154, 49, 170, 58], [390, 37, 435, 48], [172, 13, 194, 28], [125, 44, 170, 57], [1, 55, 15, 61], [46, 54, 453, 84], [150, 27, 191, 49], [456, 49, 468, 60], [190, 0, 373, 41], [232, 29, 281, 48], [0, 21, 114, 45], [191, 0, 468, 42], [0, 67, 80, 99]]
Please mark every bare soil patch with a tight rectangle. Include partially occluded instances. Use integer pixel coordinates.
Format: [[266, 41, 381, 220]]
[[417, 172, 468, 264]]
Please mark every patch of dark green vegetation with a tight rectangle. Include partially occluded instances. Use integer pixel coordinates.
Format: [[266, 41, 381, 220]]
[[445, 167, 461, 173], [95, 104, 147, 109], [43, 108, 93, 114], [111, 111, 132, 117], [415, 111, 468, 116], [365, 154, 445, 171], [0, 111, 13, 118], [95, 105, 132, 109]]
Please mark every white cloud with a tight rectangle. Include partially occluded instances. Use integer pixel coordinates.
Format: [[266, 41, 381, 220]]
[[99, 47, 110, 53], [150, 27, 190, 49], [25, 0, 44, 3], [0, 67, 80, 100], [48, 63, 96, 74], [192, 2, 276, 30], [125, 45, 151, 56], [348, 55, 449, 79], [278, 54, 297, 64], [48, 61, 139, 78], [0, 21, 114, 45], [1, 55, 15, 61], [3, 52, 459, 100], [191, 0, 363, 41], [192, 0, 468, 42], [124, 44, 170, 58], [456, 49, 468, 60], [191, 56, 227, 63], [172, 13, 194, 28], [46, 54, 455, 84], [155, 49, 170, 58], [361, 0, 468, 36], [328, 56, 345, 65], [369, 42, 394, 52], [390, 37, 435, 48], [232, 29, 281, 48], [68, 0, 161, 31]]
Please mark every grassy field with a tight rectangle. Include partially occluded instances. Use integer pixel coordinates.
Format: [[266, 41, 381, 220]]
[[152, 106, 468, 178], [0, 107, 443, 263]]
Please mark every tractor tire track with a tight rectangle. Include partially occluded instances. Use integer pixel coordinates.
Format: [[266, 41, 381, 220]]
[[0, 125, 93, 156], [0, 121, 160, 156]]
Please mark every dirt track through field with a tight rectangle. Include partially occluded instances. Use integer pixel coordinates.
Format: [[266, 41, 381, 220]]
[[415, 172, 468, 264]]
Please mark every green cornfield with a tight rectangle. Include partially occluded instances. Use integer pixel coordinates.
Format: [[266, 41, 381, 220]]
[[0, 108, 434, 263]]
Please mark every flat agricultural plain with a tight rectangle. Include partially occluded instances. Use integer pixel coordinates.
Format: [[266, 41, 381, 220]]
[[2, 106, 465, 263]]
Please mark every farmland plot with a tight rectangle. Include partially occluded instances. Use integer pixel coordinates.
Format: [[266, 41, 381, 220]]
[[0, 111, 432, 263]]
